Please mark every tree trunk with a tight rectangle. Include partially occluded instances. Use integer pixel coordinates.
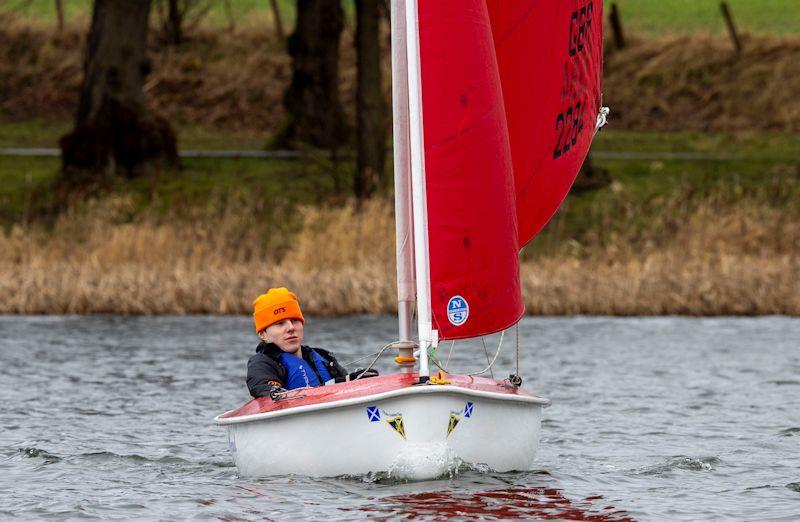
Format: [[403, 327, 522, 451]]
[[167, 0, 182, 45], [272, 0, 348, 149], [59, 0, 177, 184], [354, 0, 385, 199]]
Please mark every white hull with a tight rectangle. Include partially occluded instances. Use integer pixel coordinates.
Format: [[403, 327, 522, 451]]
[[217, 377, 548, 480]]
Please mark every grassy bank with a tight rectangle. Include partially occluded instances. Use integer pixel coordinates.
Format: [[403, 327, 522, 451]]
[[6, 0, 800, 36], [1, 131, 798, 316], [3, 20, 800, 133]]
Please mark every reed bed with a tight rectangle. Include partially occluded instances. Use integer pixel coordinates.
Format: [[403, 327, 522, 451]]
[[1, 192, 797, 316]]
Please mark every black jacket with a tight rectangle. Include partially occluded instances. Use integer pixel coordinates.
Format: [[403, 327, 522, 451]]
[[246, 342, 348, 398]]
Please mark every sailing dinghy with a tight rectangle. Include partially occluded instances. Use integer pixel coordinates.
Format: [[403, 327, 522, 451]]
[[216, 0, 605, 479]]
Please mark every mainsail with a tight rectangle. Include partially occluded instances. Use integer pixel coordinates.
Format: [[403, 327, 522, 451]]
[[395, 0, 604, 351]]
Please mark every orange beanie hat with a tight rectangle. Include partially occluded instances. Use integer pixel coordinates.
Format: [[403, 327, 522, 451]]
[[253, 287, 305, 333]]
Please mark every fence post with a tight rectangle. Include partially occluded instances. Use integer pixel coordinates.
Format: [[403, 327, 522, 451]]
[[609, 3, 626, 50], [55, 0, 64, 31], [720, 2, 741, 55], [270, 0, 285, 41]]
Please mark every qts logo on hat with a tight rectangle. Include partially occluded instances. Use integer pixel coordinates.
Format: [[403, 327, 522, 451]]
[[253, 287, 305, 332]]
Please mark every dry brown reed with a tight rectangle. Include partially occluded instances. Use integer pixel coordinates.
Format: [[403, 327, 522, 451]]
[[1, 193, 797, 316]]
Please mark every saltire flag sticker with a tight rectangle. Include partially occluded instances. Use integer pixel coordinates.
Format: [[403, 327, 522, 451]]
[[464, 402, 474, 418], [366, 406, 381, 422]]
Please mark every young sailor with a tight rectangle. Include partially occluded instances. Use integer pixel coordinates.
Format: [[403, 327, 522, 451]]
[[247, 287, 348, 399]]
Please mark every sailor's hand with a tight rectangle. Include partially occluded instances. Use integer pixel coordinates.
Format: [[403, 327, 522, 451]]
[[269, 387, 287, 400]]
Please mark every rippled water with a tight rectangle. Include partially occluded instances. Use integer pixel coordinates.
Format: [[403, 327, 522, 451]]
[[2, 315, 799, 520]]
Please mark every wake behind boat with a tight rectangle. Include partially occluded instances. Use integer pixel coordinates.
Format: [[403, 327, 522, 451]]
[[217, 0, 604, 479]]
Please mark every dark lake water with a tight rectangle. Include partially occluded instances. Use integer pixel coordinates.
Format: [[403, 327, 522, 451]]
[[1, 315, 799, 520]]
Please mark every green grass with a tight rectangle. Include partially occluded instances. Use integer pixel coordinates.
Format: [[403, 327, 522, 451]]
[[1, 0, 360, 31], [612, 0, 800, 36], [528, 145, 800, 257], [4, 1, 798, 35], [2, 131, 798, 254], [0, 120, 268, 150], [592, 131, 800, 159], [0, 156, 58, 224], [0, 152, 354, 226], [4, 121, 800, 156]]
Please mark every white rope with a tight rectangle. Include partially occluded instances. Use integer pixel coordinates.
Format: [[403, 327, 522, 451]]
[[515, 322, 520, 377], [343, 349, 385, 367], [349, 340, 402, 381], [596, 106, 610, 131], [431, 330, 505, 376], [444, 339, 455, 369], [481, 337, 495, 379]]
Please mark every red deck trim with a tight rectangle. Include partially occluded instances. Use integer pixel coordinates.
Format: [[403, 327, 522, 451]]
[[219, 373, 534, 419]]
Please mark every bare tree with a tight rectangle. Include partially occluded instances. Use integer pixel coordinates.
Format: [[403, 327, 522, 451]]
[[156, 0, 212, 45], [272, 0, 348, 149], [59, 0, 177, 184], [354, 0, 385, 198]]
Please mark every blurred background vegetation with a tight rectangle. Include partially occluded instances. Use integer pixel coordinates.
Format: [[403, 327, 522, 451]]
[[0, 0, 798, 315]]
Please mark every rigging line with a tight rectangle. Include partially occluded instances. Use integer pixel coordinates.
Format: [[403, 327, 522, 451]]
[[343, 340, 408, 368], [351, 341, 398, 381], [343, 350, 384, 367], [515, 322, 520, 377], [430, 330, 505, 377], [481, 337, 494, 379], [444, 339, 456, 370]]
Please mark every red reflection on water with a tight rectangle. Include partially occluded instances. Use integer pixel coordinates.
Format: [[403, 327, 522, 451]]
[[350, 486, 634, 521]]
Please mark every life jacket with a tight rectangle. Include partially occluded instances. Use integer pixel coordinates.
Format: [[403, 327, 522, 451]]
[[280, 349, 333, 390]]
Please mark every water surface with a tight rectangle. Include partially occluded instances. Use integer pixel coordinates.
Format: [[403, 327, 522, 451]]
[[2, 315, 799, 520]]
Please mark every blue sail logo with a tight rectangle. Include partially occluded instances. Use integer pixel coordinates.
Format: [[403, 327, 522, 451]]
[[447, 295, 469, 326]]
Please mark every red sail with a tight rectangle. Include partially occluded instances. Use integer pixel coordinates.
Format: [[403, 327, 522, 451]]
[[419, 0, 523, 340], [487, 0, 604, 247]]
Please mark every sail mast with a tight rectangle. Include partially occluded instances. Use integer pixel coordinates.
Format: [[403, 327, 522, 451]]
[[390, 0, 415, 349], [404, 0, 434, 380]]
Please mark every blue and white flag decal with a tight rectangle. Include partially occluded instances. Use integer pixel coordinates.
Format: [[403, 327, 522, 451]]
[[366, 406, 381, 422], [447, 295, 469, 326], [464, 402, 474, 418]]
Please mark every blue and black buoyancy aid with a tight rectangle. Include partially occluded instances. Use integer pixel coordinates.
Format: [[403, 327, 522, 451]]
[[280, 349, 333, 390]]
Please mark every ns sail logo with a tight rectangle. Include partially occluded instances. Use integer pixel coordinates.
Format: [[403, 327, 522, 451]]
[[447, 295, 469, 326]]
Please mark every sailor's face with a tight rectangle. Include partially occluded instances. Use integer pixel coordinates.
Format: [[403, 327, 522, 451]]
[[261, 318, 304, 354]]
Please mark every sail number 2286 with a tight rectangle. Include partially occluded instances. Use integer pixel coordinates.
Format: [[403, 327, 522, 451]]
[[552, 1, 594, 160], [553, 99, 585, 159]]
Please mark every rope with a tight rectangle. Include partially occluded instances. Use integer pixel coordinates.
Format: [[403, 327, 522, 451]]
[[343, 349, 385, 367], [350, 340, 400, 381], [515, 323, 520, 377], [444, 339, 455, 369], [481, 337, 495, 379], [430, 330, 505, 376]]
